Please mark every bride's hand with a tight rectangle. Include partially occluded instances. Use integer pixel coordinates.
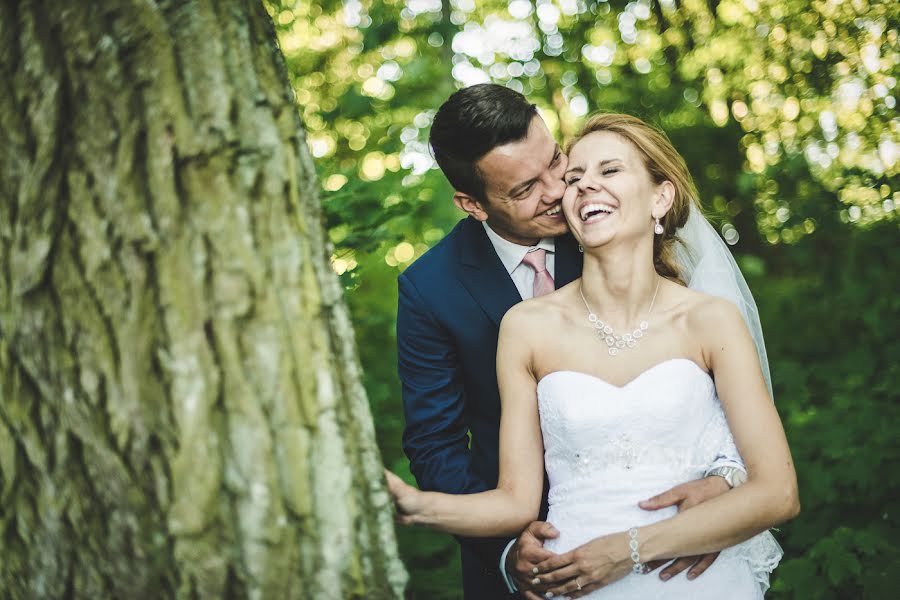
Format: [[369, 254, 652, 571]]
[[384, 469, 425, 525], [532, 531, 633, 598]]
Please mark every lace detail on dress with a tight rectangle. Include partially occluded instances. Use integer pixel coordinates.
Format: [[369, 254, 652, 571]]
[[734, 530, 784, 593], [536, 360, 782, 598]]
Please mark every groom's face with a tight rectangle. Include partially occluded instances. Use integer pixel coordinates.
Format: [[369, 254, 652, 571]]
[[457, 116, 569, 246]]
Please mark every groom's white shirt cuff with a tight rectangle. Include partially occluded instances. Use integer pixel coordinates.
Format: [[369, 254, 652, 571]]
[[706, 421, 746, 475], [499, 538, 518, 593], [705, 454, 746, 475]]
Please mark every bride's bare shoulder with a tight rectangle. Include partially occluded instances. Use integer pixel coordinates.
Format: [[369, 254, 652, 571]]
[[679, 287, 746, 335], [501, 283, 575, 337]]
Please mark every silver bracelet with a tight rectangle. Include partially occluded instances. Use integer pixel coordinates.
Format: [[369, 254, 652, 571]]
[[628, 527, 644, 574]]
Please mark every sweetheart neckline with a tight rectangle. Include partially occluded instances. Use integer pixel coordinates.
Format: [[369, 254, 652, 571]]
[[537, 358, 712, 391]]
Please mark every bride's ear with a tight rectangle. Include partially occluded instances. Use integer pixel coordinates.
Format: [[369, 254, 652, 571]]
[[652, 180, 676, 217]]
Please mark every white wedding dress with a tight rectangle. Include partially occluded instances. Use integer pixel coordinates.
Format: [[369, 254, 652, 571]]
[[538, 358, 782, 599]]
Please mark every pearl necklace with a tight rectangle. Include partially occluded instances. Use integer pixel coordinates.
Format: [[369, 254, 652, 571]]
[[579, 277, 661, 356]]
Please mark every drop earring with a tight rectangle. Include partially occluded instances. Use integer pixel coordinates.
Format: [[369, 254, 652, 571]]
[[578, 244, 584, 253], [654, 216, 664, 235]]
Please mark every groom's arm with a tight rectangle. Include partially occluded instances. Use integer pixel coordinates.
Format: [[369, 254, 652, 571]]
[[629, 412, 747, 582], [397, 273, 486, 495], [397, 274, 513, 572], [631, 420, 747, 582], [635, 476, 732, 580], [634, 435, 747, 582]]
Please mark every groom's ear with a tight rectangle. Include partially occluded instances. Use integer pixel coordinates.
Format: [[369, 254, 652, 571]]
[[653, 180, 676, 216], [453, 192, 489, 222]]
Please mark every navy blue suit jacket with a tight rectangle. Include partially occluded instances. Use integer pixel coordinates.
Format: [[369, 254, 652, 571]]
[[398, 217, 583, 599]]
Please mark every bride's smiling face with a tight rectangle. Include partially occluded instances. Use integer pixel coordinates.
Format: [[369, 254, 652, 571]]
[[562, 131, 671, 250]]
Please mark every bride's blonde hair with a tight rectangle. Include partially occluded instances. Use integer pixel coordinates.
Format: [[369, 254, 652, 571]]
[[565, 113, 700, 283]]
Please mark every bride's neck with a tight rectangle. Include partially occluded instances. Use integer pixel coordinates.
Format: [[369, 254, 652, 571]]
[[580, 245, 660, 325]]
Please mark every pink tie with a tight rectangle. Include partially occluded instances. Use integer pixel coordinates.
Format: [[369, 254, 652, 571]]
[[521, 248, 555, 298]]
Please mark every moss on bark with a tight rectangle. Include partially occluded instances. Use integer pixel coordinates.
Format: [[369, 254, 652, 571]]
[[0, 1, 406, 597]]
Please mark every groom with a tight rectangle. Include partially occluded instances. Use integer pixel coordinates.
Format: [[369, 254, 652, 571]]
[[398, 84, 745, 599]]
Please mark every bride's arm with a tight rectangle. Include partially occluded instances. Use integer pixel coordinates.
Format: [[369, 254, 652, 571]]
[[386, 306, 546, 538], [533, 298, 798, 597]]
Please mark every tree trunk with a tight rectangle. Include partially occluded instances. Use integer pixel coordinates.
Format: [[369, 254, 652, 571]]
[[0, 1, 406, 598]]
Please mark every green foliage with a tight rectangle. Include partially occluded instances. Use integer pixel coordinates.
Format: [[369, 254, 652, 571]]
[[757, 216, 900, 599], [270, 1, 900, 597]]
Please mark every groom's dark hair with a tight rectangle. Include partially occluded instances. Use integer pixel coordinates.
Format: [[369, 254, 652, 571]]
[[429, 83, 538, 202]]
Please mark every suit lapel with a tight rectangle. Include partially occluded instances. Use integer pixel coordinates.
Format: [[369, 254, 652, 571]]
[[456, 218, 522, 328], [455, 220, 584, 327]]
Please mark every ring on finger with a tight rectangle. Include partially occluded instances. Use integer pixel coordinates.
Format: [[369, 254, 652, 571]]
[[576, 578, 582, 591]]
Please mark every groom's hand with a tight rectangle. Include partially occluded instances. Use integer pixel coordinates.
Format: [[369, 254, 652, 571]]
[[638, 476, 730, 581], [506, 521, 559, 599]]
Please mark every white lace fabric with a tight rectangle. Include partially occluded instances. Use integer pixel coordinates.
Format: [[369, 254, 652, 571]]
[[537, 359, 783, 599]]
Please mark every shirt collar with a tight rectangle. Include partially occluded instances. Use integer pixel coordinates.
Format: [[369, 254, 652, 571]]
[[482, 221, 555, 274]]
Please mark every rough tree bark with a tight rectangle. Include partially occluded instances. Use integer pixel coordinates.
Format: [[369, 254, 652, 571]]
[[0, 1, 406, 598]]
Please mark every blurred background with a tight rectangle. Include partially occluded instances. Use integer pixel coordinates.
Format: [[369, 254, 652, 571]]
[[268, 1, 898, 597]]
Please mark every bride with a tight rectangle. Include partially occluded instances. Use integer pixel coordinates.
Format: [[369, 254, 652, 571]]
[[386, 113, 799, 599]]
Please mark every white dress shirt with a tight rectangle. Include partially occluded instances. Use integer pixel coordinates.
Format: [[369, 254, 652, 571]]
[[482, 221, 555, 300]]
